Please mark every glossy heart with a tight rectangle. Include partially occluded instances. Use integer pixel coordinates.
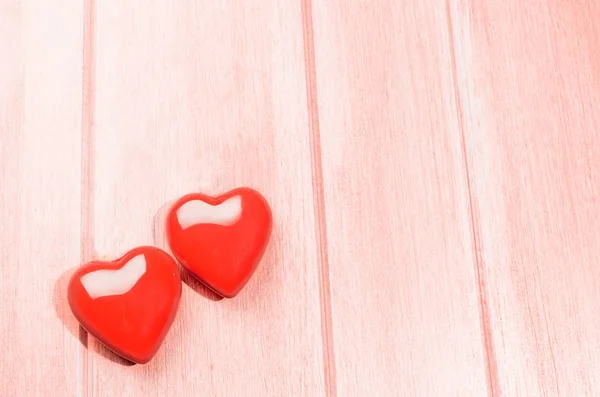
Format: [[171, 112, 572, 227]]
[[68, 246, 182, 364], [166, 187, 272, 298]]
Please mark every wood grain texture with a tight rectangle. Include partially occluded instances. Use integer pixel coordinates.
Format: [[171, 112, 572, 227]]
[[310, 1, 490, 395], [0, 0, 84, 396], [89, 1, 325, 396], [451, 0, 600, 395], [3, 0, 600, 395]]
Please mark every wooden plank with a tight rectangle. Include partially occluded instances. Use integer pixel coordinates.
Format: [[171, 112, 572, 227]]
[[89, 1, 325, 396], [0, 0, 85, 395], [310, 1, 490, 395], [451, 0, 600, 394]]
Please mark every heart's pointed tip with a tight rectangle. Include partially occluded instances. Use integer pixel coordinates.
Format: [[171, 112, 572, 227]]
[[219, 291, 236, 299], [132, 356, 151, 365], [102, 350, 140, 366]]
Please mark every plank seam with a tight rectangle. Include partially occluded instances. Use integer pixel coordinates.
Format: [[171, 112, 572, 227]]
[[80, 0, 96, 395], [444, 1, 500, 396], [300, 1, 338, 396]]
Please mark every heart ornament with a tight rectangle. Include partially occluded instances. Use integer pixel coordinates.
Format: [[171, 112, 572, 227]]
[[68, 246, 182, 364], [166, 187, 272, 298]]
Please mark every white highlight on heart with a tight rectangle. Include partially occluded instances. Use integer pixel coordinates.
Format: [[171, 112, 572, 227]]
[[80, 254, 147, 299], [176, 195, 242, 229]]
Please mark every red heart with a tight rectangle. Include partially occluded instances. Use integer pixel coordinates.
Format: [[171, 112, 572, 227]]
[[67, 246, 182, 364], [166, 187, 272, 298]]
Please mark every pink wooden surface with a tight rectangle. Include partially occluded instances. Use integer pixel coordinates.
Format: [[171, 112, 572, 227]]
[[88, 1, 325, 396], [1, 0, 600, 396], [310, 1, 489, 395], [451, 0, 600, 394], [0, 0, 85, 396]]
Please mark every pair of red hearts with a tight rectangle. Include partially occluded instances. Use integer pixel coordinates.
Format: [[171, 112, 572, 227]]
[[67, 188, 272, 364]]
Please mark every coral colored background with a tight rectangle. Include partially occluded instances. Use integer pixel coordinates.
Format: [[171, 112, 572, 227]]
[[1, 1, 600, 396]]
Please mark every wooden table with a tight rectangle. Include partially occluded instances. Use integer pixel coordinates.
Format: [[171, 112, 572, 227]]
[[1, 1, 599, 395]]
